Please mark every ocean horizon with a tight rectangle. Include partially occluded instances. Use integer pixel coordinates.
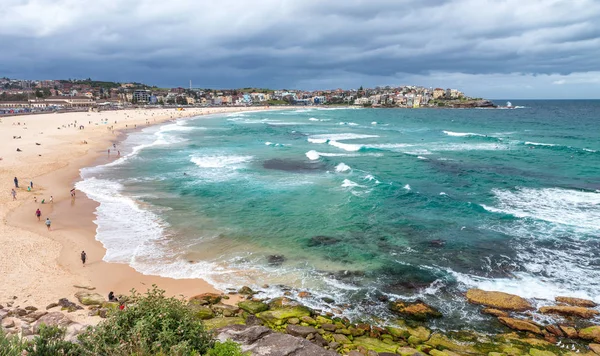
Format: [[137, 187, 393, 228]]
[[76, 100, 600, 330]]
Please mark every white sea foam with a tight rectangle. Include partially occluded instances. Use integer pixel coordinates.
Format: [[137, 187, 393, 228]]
[[335, 163, 351, 172], [339, 122, 359, 126], [190, 155, 253, 168], [524, 141, 558, 147], [583, 148, 598, 153], [308, 133, 379, 141], [265, 142, 285, 147], [309, 118, 319, 121], [341, 179, 364, 188], [328, 141, 364, 152], [417, 156, 428, 160], [305, 150, 321, 161], [74, 178, 166, 264], [371, 122, 377, 125], [481, 187, 600, 232], [439, 192, 447, 196], [443, 130, 485, 137], [364, 174, 381, 184], [404, 184, 411, 191]]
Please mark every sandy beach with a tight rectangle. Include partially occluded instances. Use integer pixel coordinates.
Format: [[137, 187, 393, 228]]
[[0, 106, 277, 323]]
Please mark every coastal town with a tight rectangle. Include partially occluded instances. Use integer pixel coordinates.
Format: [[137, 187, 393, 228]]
[[0, 77, 493, 114]]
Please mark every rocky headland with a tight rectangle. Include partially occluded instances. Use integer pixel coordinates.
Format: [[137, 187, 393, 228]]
[[2, 285, 600, 355]]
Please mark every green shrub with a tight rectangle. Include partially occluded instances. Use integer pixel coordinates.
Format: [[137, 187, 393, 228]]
[[77, 285, 215, 355], [24, 324, 81, 355], [207, 340, 248, 356], [0, 329, 27, 356]]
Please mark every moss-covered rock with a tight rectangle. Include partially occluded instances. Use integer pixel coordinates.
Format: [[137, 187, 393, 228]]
[[268, 297, 301, 309], [203, 317, 245, 330], [389, 300, 442, 321], [212, 303, 240, 317], [189, 293, 222, 305], [300, 315, 316, 325], [529, 349, 556, 356], [579, 326, 600, 343], [74, 291, 105, 306], [488, 352, 506, 356], [396, 346, 426, 356], [466, 289, 533, 311], [352, 336, 398, 353], [191, 306, 214, 320], [408, 326, 431, 343], [238, 286, 255, 295], [256, 306, 311, 326], [333, 333, 352, 344], [498, 317, 542, 334], [238, 300, 268, 314], [426, 333, 479, 354], [387, 325, 410, 339]]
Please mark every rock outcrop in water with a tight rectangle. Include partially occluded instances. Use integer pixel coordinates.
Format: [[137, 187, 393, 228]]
[[466, 289, 533, 311]]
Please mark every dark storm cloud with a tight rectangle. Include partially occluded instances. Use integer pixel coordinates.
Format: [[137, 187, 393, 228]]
[[1, 0, 599, 97]]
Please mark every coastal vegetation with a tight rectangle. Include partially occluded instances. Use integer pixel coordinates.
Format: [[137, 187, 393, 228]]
[[2, 285, 600, 355], [0, 287, 246, 356]]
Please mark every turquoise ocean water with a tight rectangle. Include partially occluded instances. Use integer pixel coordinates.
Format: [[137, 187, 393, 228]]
[[77, 101, 600, 329]]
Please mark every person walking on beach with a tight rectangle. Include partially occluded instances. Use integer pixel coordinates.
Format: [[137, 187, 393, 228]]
[[49, 196, 53, 204], [70, 188, 76, 198], [14, 177, 18, 188], [81, 251, 87, 266], [11, 189, 17, 200], [45, 217, 51, 231], [35, 208, 41, 221], [30, 181, 33, 189]]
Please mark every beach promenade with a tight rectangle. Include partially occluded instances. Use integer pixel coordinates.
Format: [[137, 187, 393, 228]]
[[0, 107, 274, 324]]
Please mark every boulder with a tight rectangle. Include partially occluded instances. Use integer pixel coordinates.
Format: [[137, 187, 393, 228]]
[[425, 333, 479, 354], [267, 255, 286, 266], [256, 306, 311, 326], [24, 306, 37, 311], [498, 317, 542, 334], [559, 325, 578, 339], [556, 296, 597, 308], [21, 323, 33, 337], [298, 291, 311, 298], [65, 323, 86, 343], [466, 289, 533, 311], [332, 333, 351, 344], [268, 297, 302, 309], [189, 293, 222, 305], [20, 310, 48, 323], [529, 349, 556, 356], [397, 346, 426, 356], [46, 303, 59, 310], [408, 326, 431, 343], [481, 308, 509, 318], [238, 300, 269, 314], [579, 326, 600, 343], [238, 286, 255, 295], [33, 312, 72, 333], [352, 336, 399, 354], [190, 305, 214, 320], [2, 318, 15, 328], [203, 317, 245, 330], [545, 325, 564, 337], [215, 324, 337, 356], [389, 300, 442, 321], [321, 323, 337, 332], [74, 291, 105, 306], [589, 344, 600, 355], [539, 305, 599, 319], [212, 303, 240, 317], [286, 324, 318, 338]]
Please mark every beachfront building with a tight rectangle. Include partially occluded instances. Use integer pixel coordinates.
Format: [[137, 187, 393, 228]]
[[133, 89, 151, 103], [433, 88, 445, 99]]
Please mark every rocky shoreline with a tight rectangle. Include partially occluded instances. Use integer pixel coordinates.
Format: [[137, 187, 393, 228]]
[[2, 286, 600, 355]]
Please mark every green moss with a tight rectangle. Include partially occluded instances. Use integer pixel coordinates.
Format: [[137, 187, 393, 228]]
[[426, 333, 479, 354], [256, 306, 311, 326], [352, 336, 398, 353], [203, 317, 245, 330], [237, 301, 268, 314], [529, 349, 556, 356]]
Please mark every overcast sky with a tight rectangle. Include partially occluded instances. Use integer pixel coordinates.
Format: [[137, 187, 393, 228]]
[[1, 0, 599, 98]]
